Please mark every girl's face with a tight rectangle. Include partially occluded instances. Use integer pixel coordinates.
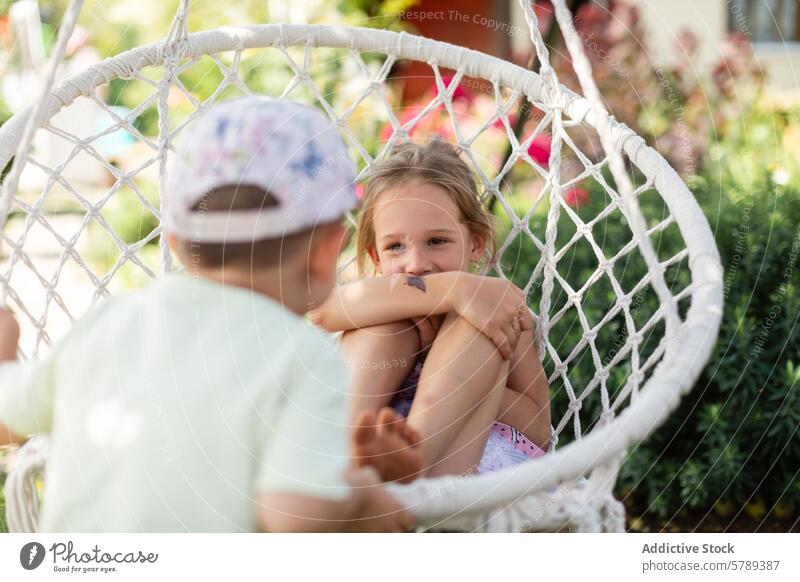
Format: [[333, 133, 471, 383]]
[[368, 180, 486, 277]]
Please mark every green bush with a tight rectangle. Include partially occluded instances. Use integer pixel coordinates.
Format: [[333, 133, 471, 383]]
[[617, 170, 799, 520], [494, 149, 799, 522]]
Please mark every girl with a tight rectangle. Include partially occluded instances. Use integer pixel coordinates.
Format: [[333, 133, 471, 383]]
[[311, 139, 551, 480]]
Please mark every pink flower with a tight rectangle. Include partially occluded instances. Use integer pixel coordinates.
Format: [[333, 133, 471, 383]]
[[575, 3, 607, 30], [379, 99, 455, 143], [378, 104, 426, 142], [676, 29, 699, 57], [528, 134, 551, 166], [534, 1, 554, 33], [563, 186, 590, 208], [355, 183, 364, 199], [439, 75, 474, 104], [494, 113, 521, 131], [379, 121, 394, 142]]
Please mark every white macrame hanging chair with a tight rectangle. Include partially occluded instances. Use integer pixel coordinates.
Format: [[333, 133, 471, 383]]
[[0, 0, 723, 533]]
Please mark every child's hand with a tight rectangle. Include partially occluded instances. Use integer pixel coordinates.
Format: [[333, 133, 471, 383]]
[[0, 307, 20, 362], [345, 466, 415, 532], [451, 274, 533, 359]]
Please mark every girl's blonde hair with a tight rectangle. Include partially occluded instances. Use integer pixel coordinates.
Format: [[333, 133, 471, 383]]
[[356, 138, 496, 276]]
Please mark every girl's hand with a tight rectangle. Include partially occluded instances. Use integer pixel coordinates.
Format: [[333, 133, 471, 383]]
[[451, 273, 533, 359], [344, 466, 414, 532]]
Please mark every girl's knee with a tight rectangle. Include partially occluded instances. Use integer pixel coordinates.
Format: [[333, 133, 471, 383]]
[[434, 312, 505, 364], [439, 311, 460, 328]]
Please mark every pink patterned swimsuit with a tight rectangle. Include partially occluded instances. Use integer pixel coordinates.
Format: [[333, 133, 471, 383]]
[[389, 355, 546, 474]]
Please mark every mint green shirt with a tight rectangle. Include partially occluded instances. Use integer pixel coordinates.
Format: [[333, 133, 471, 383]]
[[0, 274, 352, 532]]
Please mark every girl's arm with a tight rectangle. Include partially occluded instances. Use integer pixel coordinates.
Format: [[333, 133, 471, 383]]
[[310, 272, 532, 359], [499, 329, 552, 449], [310, 272, 460, 331]]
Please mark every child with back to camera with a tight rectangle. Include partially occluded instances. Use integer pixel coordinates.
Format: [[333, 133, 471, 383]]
[[310, 139, 552, 479], [0, 97, 425, 532]]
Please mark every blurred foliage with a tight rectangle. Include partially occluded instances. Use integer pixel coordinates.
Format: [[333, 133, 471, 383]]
[[337, 0, 417, 28], [617, 167, 800, 522], [630, 32, 797, 525]]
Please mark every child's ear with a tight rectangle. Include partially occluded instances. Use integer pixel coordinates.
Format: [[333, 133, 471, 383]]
[[308, 224, 346, 283], [166, 233, 179, 253], [367, 246, 380, 269], [469, 232, 487, 262]]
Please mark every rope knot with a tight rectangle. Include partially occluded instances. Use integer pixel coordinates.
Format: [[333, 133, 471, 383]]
[[541, 83, 567, 111]]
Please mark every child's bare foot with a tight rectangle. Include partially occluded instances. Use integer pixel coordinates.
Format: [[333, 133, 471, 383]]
[[352, 408, 422, 484]]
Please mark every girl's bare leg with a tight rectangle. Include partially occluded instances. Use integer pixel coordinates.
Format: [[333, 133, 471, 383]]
[[407, 312, 513, 477], [340, 321, 421, 424]]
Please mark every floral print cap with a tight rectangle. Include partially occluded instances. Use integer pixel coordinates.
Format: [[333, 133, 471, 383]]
[[165, 96, 358, 243]]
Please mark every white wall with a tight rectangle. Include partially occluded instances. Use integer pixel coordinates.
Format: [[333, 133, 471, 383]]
[[631, 0, 799, 91], [508, 0, 799, 92], [630, 0, 727, 68]]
